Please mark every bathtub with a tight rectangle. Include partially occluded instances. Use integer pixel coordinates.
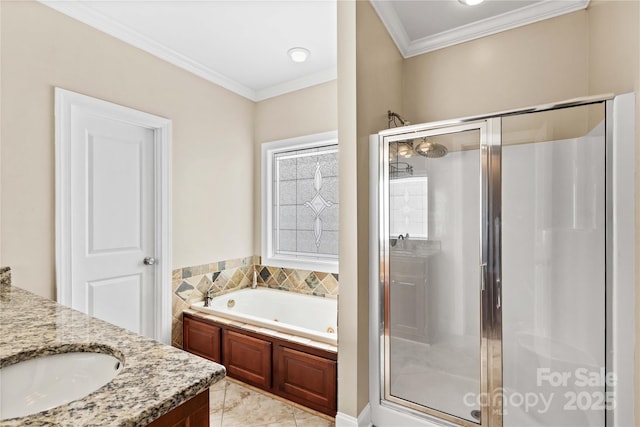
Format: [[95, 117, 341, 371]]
[[190, 288, 337, 346]]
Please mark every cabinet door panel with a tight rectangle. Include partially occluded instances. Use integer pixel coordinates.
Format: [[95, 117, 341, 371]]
[[183, 316, 221, 363], [275, 345, 336, 414], [223, 330, 272, 389]]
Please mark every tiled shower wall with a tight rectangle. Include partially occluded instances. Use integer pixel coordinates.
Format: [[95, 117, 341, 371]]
[[171, 256, 339, 348]]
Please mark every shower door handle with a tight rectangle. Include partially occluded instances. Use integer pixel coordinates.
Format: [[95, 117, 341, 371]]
[[494, 217, 501, 309], [480, 263, 487, 291]]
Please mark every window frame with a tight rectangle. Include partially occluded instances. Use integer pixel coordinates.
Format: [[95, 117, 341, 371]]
[[261, 130, 339, 273]]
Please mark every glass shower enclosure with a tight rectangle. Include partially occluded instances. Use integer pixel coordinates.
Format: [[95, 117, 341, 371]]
[[371, 96, 620, 427]]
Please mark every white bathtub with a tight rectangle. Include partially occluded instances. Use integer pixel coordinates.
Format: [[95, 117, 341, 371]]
[[190, 288, 338, 346]]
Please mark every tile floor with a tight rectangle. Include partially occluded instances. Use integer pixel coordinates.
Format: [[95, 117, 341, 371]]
[[209, 378, 336, 427]]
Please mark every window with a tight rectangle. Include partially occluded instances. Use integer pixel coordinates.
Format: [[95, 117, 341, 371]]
[[262, 131, 339, 273]]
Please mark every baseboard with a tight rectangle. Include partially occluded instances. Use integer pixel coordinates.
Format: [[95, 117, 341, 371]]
[[336, 403, 372, 427]]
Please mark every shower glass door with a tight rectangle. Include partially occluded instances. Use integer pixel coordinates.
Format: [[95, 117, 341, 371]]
[[383, 122, 488, 426]]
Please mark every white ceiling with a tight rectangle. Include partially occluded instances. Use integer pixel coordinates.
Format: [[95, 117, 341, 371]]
[[40, 0, 337, 101], [371, 0, 590, 58], [394, 0, 541, 40], [40, 0, 589, 102]]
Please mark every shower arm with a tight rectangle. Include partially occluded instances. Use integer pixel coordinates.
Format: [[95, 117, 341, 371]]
[[388, 110, 410, 127]]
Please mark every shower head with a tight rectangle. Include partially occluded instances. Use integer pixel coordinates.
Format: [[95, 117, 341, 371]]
[[390, 141, 414, 159], [415, 137, 448, 158]]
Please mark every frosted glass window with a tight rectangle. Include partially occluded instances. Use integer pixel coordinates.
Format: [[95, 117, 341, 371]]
[[261, 131, 339, 273], [273, 145, 339, 258]]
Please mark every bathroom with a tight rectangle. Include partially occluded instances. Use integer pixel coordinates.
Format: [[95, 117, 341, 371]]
[[1, 1, 638, 427]]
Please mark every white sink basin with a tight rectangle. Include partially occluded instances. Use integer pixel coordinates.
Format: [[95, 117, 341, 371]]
[[0, 351, 123, 420]]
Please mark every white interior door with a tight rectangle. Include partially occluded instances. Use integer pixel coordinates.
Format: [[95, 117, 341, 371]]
[[72, 112, 155, 336], [56, 88, 172, 343]]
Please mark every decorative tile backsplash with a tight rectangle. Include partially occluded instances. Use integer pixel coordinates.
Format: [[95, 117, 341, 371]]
[[171, 255, 256, 348], [171, 256, 338, 348], [0, 267, 11, 288], [254, 265, 338, 298]]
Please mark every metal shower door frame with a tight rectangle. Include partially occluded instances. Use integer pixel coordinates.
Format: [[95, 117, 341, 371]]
[[379, 118, 503, 427], [374, 94, 619, 427]]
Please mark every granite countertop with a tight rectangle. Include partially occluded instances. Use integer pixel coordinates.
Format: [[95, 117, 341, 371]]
[[0, 285, 226, 426]]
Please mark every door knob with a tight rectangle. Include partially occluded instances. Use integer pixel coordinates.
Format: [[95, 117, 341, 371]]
[[143, 257, 156, 266]]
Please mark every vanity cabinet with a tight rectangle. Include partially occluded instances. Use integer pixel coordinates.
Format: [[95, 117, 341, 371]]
[[183, 313, 337, 416], [147, 389, 209, 427], [389, 254, 429, 343]]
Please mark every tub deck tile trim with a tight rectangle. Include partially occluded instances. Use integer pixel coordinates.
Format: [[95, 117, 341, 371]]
[[259, 328, 294, 341], [288, 336, 312, 345]]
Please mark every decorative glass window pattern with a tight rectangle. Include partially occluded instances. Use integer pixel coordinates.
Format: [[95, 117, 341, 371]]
[[262, 131, 339, 273]]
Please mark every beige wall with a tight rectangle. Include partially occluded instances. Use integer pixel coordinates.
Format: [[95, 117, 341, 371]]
[[0, 1, 255, 299], [587, 0, 639, 97], [335, 0, 405, 418], [252, 80, 338, 254], [403, 11, 589, 123], [254, 80, 338, 143], [337, 0, 359, 419], [354, 0, 404, 416]]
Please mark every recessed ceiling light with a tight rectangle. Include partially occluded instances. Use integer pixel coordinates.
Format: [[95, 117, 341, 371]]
[[287, 47, 310, 63], [459, 0, 484, 5]]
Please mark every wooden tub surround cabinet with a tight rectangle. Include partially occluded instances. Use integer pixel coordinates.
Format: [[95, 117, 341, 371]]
[[183, 312, 337, 416]]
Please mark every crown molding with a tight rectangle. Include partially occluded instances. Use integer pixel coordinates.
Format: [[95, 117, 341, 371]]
[[38, 1, 336, 102], [255, 67, 337, 102], [369, 0, 412, 57], [39, 1, 257, 100], [371, 0, 590, 59]]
